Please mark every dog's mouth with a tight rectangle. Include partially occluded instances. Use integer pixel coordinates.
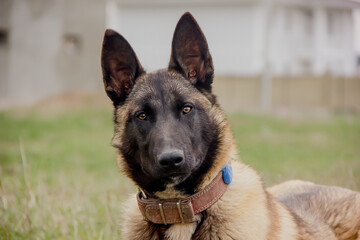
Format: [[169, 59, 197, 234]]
[[138, 154, 202, 192], [141, 164, 189, 182], [162, 156, 202, 183]]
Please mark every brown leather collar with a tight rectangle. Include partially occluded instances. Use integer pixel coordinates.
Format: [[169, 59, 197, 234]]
[[137, 170, 228, 225]]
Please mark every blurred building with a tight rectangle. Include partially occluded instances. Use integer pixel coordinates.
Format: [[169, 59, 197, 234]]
[[107, 0, 359, 77], [0, 0, 359, 111]]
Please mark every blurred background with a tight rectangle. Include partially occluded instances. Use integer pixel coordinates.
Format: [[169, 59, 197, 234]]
[[1, 0, 360, 112], [1, 0, 360, 239]]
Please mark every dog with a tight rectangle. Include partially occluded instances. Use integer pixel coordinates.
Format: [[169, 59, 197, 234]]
[[101, 12, 360, 240]]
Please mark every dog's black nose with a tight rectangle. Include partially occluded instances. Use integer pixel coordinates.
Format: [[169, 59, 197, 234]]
[[158, 150, 184, 169]]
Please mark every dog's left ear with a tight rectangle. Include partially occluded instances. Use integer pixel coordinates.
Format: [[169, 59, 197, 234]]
[[169, 12, 214, 91]]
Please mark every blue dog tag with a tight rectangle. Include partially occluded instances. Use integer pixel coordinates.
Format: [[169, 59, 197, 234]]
[[221, 164, 232, 185]]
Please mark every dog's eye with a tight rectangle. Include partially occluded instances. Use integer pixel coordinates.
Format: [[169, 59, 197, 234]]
[[182, 106, 192, 114], [136, 112, 147, 120]]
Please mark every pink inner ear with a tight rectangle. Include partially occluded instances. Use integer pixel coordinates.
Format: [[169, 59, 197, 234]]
[[169, 13, 214, 88], [184, 54, 203, 84], [106, 59, 133, 94]]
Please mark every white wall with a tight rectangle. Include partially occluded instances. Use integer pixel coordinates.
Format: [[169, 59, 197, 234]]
[[109, 3, 262, 75], [355, 10, 360, 55], [270, 5, 357, 77], [8, 0, 63, 102], [109, 2, 358, 77], [1, 0, 106, 105]]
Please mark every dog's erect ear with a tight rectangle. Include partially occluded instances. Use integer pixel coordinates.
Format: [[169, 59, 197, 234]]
[[169, 12, 214, 90], [101, 29, 144, 104]]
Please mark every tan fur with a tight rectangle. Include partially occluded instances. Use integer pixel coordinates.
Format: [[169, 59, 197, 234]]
[[121, 196, 158, 239], [197, 109, 237, 190], [268, 180, 360, 240], [164, 216, 201, 240]]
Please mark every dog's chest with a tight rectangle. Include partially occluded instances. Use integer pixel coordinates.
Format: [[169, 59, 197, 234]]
[[162, 214, 228, 240]]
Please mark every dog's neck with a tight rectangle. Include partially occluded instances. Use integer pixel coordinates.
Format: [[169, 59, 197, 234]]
[[137, 165, 232, 225]]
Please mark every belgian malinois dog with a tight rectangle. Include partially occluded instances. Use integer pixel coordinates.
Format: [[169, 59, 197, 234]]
[[101, 12, 360, 240]]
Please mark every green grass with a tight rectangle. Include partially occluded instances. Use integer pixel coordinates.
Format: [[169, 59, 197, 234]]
[[0, 104, 134, 239], [229, 114, 360, 188], [1, 101, 359, 239]]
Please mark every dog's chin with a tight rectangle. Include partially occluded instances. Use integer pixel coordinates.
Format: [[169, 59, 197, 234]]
[[163, 161, 202, 185], [152, 172, 193, 199], [162, 172, 190, 185]]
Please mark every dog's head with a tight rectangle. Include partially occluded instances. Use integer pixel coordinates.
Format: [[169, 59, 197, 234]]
[[101, 13, 232, 197]]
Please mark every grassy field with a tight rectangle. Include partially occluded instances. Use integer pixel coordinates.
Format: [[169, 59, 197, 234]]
[[1, 97, 359, 239]]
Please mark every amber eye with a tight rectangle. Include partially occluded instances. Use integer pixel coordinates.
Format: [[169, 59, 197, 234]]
[[182, 106, 192, 114], [137, 112, 147, 120]]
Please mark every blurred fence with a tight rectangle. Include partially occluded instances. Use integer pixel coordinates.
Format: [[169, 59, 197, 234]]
[[214, 76, 360, 113]]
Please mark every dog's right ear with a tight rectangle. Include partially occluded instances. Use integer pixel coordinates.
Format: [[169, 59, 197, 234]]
[[101, 29, 144, 104]]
